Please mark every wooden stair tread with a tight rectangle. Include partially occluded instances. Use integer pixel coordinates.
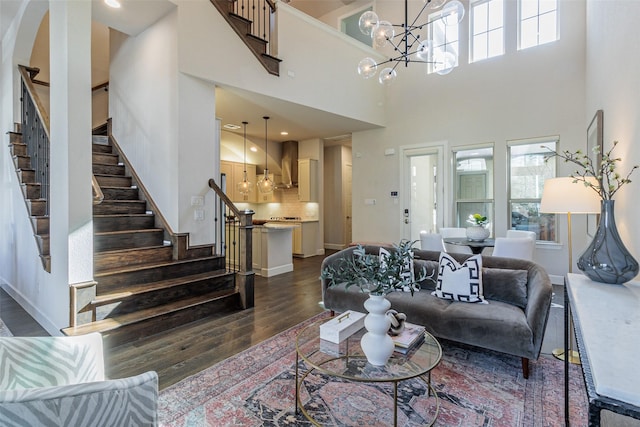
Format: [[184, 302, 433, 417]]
[[95, 244, 169, 255], [95, 228, 164, 236], [98, 200, 145, 204], [94, 256, 221, 278], [63, 289, 237, 336], [94, 213, 153, 218], [93, 270, 232, 304]]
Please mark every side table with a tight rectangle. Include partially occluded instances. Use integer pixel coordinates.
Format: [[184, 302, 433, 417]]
[[565, 273, 640, 426]]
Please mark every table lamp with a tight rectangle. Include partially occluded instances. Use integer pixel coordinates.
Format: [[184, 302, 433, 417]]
[[540, 177, 600, 364]]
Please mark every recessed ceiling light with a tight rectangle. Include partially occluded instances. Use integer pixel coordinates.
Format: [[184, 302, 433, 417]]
[[250, 146, 258, 152], [104, 0, 121, 8], [223, 123, 241, 130], [280, 131, 288, 136]]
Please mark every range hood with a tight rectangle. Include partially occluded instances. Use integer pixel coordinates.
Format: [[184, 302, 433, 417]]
[[276, 140, 298, 189]]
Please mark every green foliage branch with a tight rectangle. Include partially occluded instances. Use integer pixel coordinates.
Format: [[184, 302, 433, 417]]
[[545, 141, 638, 200], [320, 240, 434, 296]]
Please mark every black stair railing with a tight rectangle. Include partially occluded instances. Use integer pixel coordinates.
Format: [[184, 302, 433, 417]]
[[233, 0, 277, 56], [19, 65, 50, 215], [208, 177, 255, 309]]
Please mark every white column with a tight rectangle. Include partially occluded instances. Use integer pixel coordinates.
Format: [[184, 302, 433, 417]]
[[49, 1, 93, 293]]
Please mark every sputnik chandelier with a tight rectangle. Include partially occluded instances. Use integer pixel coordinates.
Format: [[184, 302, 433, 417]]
[[357, 0, 465, 85]]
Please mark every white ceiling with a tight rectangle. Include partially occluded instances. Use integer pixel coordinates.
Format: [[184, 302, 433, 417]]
[[215, 86, 378, 143]]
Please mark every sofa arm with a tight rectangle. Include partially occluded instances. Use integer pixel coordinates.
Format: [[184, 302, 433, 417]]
[[320, 246, 357, 304], [523, 265, 553, 359], [0, 371, 158, 427]]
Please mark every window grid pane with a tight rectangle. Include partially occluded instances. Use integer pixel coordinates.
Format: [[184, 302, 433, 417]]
[[471, 0, 504, 63], [508, 141, 557, 241], [454, 147, 494, 229], [519, 0, 558, 50], [428, 14, 460, 73]]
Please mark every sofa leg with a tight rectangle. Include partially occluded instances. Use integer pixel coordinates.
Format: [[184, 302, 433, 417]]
[[330, 310, 335, 317], [522, 357, 529, 379]]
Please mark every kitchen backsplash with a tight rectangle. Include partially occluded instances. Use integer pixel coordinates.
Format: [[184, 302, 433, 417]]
[[235, 188, 319, 220]]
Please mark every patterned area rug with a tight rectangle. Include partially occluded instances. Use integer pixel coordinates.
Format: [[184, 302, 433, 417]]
[[159, 312, 588, 426], [0, 318, 12, 337]]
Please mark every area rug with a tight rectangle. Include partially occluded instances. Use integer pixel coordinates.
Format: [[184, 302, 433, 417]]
[[158, 312, 588, 426]]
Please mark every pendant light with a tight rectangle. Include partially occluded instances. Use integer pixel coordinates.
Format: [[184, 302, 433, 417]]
[[237, 121, 252, 195], [257, 116, 274, 194]]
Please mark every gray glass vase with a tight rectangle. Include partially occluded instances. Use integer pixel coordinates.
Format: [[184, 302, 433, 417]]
[[577, 200, 639, 284]]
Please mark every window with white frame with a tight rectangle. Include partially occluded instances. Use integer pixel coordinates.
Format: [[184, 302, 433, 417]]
[[454, 146, 494, 231], [508, 139, 557, 241], [519, 0, 558, 50], [470, 0, 504, 63], [428, 12, 460, 74]]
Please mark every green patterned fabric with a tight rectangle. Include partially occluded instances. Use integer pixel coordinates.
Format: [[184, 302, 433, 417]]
[[0, 333, 158, 426]]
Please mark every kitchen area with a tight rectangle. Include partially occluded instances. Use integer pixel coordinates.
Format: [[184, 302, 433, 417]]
[[221, 137, 323, 277]]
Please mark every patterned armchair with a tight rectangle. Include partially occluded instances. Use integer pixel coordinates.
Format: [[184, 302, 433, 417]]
[[0, 332, 158, 426]]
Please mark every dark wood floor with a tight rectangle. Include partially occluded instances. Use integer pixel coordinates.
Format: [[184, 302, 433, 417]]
[[0, 252, 331, 390], [0, 250, 565, 391]]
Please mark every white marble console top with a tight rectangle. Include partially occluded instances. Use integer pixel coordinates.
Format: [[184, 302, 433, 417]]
[[567, 273, 640, 407]]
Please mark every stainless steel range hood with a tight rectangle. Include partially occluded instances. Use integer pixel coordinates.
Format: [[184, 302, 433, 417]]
[[276, 140, 298, 189]]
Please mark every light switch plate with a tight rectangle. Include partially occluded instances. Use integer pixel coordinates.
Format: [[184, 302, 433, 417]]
[[191, 196, 204, 207]]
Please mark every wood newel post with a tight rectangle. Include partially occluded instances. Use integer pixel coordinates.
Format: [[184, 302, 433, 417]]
[[237, 209, 255, 308]]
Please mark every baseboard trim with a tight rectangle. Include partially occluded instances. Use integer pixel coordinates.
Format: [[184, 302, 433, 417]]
[[549, 274, 564, 285]]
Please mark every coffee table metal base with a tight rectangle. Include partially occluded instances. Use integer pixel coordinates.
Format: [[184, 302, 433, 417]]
[[295, 353, 440, 427]]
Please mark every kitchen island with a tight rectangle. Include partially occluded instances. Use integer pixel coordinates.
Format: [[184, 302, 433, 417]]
[[252, 222, 298, 277]]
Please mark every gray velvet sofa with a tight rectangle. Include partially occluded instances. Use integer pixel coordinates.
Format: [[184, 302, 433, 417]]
[[321, 245, 553, 378]]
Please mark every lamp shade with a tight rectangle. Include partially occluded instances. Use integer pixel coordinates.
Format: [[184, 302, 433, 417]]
[[540, 177, 600, 214]]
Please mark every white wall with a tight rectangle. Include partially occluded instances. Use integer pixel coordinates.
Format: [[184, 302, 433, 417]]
[[109, 12, 180, 230], [352, 0, 587, 280], [174, 0, 385, 129], [585, 0, 640, 281], [0, 0, 93, 335]]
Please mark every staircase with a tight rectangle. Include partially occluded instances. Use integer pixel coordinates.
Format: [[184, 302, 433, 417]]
[[209, 0, 282, 76], [7, 127, 50, 272], [61, 134, 242, 348]]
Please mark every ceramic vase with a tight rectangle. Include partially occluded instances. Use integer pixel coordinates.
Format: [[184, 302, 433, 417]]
[[577, 200, 639, 284], [360, 294, 394, 366], [466, 225, 490, 242]]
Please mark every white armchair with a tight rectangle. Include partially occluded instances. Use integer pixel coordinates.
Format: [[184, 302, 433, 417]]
[[492, 237, 536, 261], [0, 333, 158, 426], [419, 231, 446, 252]]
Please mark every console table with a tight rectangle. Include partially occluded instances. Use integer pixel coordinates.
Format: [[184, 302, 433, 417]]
[[565, 273, 640, 426]]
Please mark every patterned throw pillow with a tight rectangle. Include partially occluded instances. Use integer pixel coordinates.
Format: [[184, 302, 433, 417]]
[[432, 252, 487, 303]]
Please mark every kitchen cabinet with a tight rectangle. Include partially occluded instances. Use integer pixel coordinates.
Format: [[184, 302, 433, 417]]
[[220, 160, 257, 203], [298, 159, 318, 202], [256, 173, 281, 203], [292, 221, 320, 258], [252, 224, 295, 276]]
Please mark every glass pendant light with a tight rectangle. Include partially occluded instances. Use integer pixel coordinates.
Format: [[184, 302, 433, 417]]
[[237, 121, 252, 195], [257, 116, 274, 194]]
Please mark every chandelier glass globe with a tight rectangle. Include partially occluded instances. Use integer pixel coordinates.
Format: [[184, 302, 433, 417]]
[[359, 11, 379, 35], [416, 40, 433, 62], [357, 57, 378, 79], [372, 21, 395, 49], [434, 50, 457, 75], [378, 68, 397, 85]]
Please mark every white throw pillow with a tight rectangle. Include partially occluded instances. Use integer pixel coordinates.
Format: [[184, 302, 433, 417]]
[[432, 252, 487, 304]]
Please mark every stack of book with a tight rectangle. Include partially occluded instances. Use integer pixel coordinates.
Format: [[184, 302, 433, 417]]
[[391, 322, 426, 354]]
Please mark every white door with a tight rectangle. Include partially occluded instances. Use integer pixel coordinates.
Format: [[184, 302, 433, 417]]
[[402, 146, 445, 242]]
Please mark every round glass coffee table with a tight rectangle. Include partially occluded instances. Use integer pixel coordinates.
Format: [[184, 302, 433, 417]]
[[295, 317, 442, 426]]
